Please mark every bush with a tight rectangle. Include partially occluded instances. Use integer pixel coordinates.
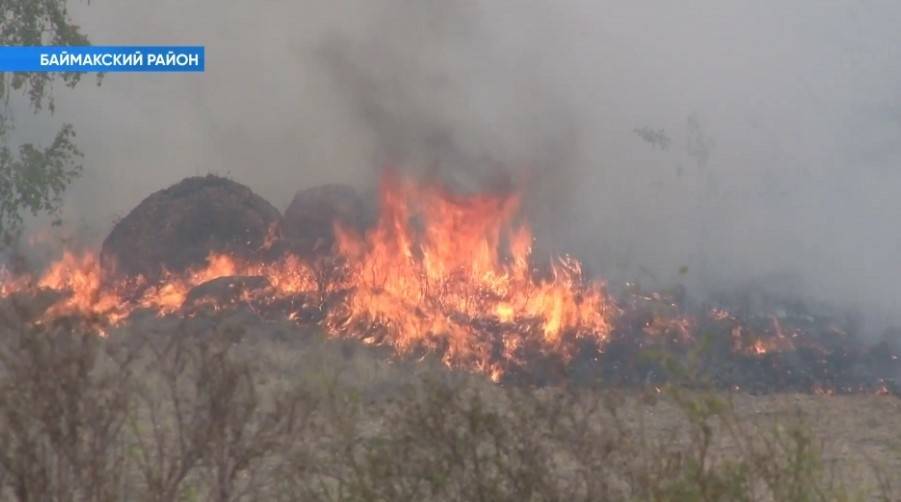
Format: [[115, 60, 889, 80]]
[[0, 302, 893, 501]]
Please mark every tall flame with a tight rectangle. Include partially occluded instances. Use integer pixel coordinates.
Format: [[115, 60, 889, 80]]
[[331, 173, 615, 378]]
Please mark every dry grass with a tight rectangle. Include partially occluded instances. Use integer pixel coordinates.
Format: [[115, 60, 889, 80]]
[[0, 299, 898, 501]]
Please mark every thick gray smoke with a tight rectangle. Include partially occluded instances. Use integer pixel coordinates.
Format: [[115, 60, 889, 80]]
[[22, 1, 901, 331]]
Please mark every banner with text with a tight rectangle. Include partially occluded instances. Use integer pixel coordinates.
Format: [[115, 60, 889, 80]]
[[0, 46, 204, 72]]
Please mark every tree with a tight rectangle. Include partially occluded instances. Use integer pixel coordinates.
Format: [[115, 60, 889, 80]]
[[0, 0, 92, 245]]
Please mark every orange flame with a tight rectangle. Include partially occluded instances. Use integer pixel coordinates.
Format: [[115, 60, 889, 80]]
[[330, 173, 615, 377], [37, 252, 127, 323], [6, 250, 317, 327]]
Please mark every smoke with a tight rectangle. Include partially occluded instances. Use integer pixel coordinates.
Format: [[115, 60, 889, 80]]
[[27, 0, 901, 331]]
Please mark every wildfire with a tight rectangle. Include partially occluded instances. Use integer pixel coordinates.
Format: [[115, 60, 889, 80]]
[[330, 172, 616, 378], [0, 172, 615, 378], [726, 316, 798, 356], [0, 172, 896, 391], [1, 250, 319, 328], [36, 252, 127, 323]]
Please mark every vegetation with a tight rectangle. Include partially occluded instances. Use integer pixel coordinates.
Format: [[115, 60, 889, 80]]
[[0, 0, 90, 245], [0, 296, 895, 502]]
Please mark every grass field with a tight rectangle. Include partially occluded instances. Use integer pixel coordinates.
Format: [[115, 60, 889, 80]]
[[0, 300, 898, 501]]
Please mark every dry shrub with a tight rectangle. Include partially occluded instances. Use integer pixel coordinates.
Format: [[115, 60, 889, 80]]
[[0, 301, 132, 501], [0, 298, 893, 501], [285, 375, 863, 502], [125, 318, 316, 502]]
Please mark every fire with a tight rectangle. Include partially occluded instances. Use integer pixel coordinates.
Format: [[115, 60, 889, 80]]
[[135, 252, 318, 312], [0, 171, 894, 391], [0, 267, 30, 298], [1, 251, 318, 327], [37, 252, 127, 323], [330, 173, 615, 377], [0, 172, 615, 379]]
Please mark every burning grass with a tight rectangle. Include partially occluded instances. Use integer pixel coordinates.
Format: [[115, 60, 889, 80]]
[[1, 171, 899, 393]]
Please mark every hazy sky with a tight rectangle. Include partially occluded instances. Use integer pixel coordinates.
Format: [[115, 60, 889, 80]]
[[17, 0, 901, 330]]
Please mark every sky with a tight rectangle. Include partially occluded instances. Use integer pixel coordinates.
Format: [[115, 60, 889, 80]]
[[14, 0, 901, 331]]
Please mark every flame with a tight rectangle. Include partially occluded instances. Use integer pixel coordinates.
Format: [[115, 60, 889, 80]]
[[709, 308, 798, 356], [37, 252, 127, 323], [0, 267, 31, 298], [7, 251, 317, 326], [0, 171, 884, 387], [330, 173, 615, 376]]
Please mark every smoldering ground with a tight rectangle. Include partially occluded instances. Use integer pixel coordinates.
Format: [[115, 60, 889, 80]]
[[14, 0, 901, 333]]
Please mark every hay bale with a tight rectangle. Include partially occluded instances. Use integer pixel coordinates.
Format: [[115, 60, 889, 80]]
[[101, 175, 282, 283], [283, 184, 366, 254]]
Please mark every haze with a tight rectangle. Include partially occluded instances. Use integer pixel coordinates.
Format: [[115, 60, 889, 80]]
[[17, 1, 901, 332]]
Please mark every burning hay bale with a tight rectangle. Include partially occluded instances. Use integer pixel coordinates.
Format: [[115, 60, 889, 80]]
[[100, 175, 282, 285], [283, 184, 367, 255]]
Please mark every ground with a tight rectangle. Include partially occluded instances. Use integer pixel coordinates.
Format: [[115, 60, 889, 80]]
[[0, 301, 898, 500]]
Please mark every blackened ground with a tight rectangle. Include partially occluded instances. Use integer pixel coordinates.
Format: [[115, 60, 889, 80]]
[[168, 275, 901, 395]]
